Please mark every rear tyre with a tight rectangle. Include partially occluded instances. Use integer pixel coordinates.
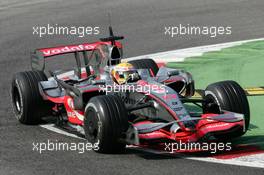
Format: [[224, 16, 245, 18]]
[[11, 71, 52, 124], [128, 58, 159, 75], [84, 95, 129, 153], [204, 80, 250, 137]]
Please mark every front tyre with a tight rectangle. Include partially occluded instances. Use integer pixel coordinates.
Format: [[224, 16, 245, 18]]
[[205, 80, 250, 137], [84, 95, 129, 153], [11, 71, 52, 124]]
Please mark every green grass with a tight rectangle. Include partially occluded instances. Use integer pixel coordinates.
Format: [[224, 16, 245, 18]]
[[167, 40, 264, 147]]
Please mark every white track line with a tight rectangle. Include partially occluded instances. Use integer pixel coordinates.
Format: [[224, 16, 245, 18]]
[[40, 38, 264, 168], [40, 124, 85, 140], [124, 38, 264, 63], [0, 0, 58, 11], [189, 156, 264, 168], [128, 147, 264, 169]]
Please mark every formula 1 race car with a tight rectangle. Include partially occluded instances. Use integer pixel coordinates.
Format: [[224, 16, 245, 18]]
[[11, 27, 250, 153]]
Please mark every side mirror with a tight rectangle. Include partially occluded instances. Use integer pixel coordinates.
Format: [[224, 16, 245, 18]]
[[167, 70, 180, 77]]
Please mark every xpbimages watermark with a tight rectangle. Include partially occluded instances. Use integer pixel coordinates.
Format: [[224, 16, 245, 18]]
[[32, 140, 99, 154], [32, 24, 100, 37], [164, 141, 232, 154], [164, 24, 232, 38], [98, 82, 167, 95]]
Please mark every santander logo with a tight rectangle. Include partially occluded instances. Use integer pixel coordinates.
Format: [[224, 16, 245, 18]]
[[40, 43, 97, 57]]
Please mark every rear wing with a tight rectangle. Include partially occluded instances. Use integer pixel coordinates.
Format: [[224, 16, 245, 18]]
[[31, 41, 122, 71]]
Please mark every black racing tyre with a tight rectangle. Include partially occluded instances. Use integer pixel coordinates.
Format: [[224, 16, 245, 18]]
[[11, 71, 52, 124], [84, 95, 129, 153], [128, 58, 159, 75], [205, 80, 250, 137]]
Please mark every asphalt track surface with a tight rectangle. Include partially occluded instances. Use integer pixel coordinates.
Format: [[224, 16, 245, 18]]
[[1, 0, 264, 174]]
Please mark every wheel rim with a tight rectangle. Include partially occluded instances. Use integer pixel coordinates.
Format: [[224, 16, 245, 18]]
[[13, 87, 22, 114], [85, 108, 99, 143], [204, 94, 221, 114]]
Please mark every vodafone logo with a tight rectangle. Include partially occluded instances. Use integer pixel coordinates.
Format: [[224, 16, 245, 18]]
[[40, 43, 96, 57]]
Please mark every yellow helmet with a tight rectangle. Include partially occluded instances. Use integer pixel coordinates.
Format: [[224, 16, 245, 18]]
[[111, 62, 139, 84]]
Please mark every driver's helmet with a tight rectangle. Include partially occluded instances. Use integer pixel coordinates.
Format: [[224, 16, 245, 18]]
[[111, 62, 140, 84]]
